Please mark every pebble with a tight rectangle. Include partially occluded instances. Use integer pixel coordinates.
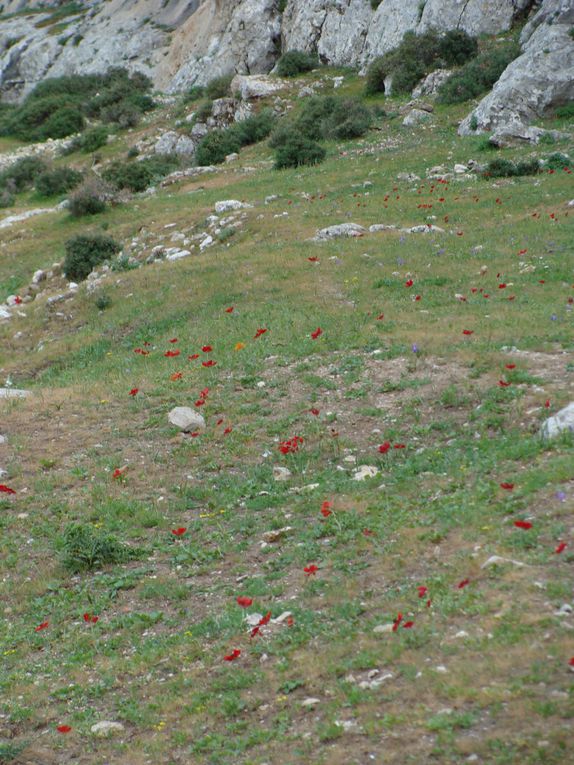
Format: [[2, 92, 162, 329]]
[[481, 555, 526, 569], [90, 721, 125, 737], [301, 697, 321, 708], [167, 407, 206, 432], [353, 465, 379, 481], [273, 466, 292, 481], [0, 388, 29, 399]]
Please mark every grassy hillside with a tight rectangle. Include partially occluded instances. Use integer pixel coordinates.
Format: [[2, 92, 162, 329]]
[[1, 70, 573, 765]]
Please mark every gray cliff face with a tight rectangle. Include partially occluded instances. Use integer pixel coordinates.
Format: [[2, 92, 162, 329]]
[[0, 0, 570, 133], [459, 0, 574, 135]]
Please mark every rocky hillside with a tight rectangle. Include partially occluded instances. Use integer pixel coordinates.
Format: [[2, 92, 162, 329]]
[[1, 0, 573, 135]]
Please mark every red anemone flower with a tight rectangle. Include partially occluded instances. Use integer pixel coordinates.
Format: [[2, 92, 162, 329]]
[[311, 327, 323, 340], [0, 485, 16, 495], [164, 350, 180, 358], [129, 388, 139, 397], [35, 621, 49, 632], [304, 564, 318, 576], [202, 345, 213, 353], [202, 360, 217, 367], [254, 328, 268, 339], [224, 649, 241, 662], [171, 527, 187, 537], [514, 520, 532, 530], [236, 596, 253, 608], [392, 613, 403, 632], [457, 579, 470, 589], [555, 542, 567, 554], [500, 482, 514, 491], [378, 442, 391, 454], [225, 306, 234, 313], [57, 725, 72, 733], [320, 501, 332, 517]]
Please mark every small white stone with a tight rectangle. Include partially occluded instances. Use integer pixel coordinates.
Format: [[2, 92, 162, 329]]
[[168, 407, 206, 432], [273, 466, 292, 482], [301, 697, 321, 708], [90, 721, 125, 736], [353, 465, 379, 481]]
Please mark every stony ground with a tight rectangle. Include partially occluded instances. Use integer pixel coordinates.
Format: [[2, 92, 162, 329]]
[[1, 73, 573, 765]]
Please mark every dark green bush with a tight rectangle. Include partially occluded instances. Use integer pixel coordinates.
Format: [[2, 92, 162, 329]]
[[555, 102, 574, 119], [195, 129, 241, 165], [35, 166, 83, 196], [184, 85, 206, 103], [365, 28, 479, 96], [276, 50, 319, 77], [437, 42, 520, 104], [102, 154, 180, 192], [482, 158, 540, 178], [67, 179, 108, 217], [545, 152, 570, 170], [0, 68, 153, 142], [194, 100, 214, 123], [205, 74, 233, 100], [275, 96, 372, 143], [70, 126, 108, 153], [274, 132, 326, 169], [438, 29, 479, 65], [232, 109, 275, 145], [0, 156, 47, 193], [60, 522, 135, 573], [63, 232, 121, 281]]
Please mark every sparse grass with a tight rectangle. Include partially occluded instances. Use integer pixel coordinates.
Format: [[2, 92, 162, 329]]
[[0, 65, 573, 765]]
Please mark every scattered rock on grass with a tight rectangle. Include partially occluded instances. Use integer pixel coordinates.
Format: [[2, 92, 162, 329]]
[[168, 407, 206, 432], [273, 466, 292, 481], [481, 555, 526, 569], [314, 223, 366, 241], [215, 200, 252, 213], [540, 402, 574, 440], [0, 388, 29, 399], [90, 721, 125, 737], [353, 465, 379, 481]]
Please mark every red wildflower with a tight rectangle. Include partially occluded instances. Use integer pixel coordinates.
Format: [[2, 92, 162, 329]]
[[555, 542, 567, 554], [188, 353, 200, 360], [545, 399, 550, 408], [225, 306, 234, 313], [308, 256, 319, 262], [254, 328, 268, 339], [378, 442, 391, 454], [311, 327, 323, 340], [224, 649, 241, 662], [83, 613, 99, 624], [462, 330, 474, 336], [224, 427, 233, 435], [320, 501, 332, 518], [457, 579, 470, 589], [170, 372, 183, 381], [129, 388, 139, 397], [414, 294, 422, 301], [0, 485, 16, 495], [377, 313, 384, 320], [514, 520, 532, 530], [505, 364, 516, 370], [195, 399, 205, 407], [202, 360, 217, 367], [14, 296, 22, 304], [164, 350, 180, 358], [498, 380, 511, 387], [35, 621, 49, 632], [417, 586, 428, 599], [498, 283, 507, 289], [304, 564, 318, 576], [236, 596, 253, 608], [279, 436, 303, 455], [202, 345, 213, 353], [287, 615, 294, 627], [392, 613, 403, 632], [362, 529, 374, 537], [169, 338, 178, 343], [310, 408, 320, 416], [112, 468, 126, 480], [500, 482, 514, 491], [403, 621, 414, 629], [393, 443, 406, 450], [56, 725, 72, 734], [259, 612, 271, 626], [405, 279, 414, 287], [171, 527, 187, 537]]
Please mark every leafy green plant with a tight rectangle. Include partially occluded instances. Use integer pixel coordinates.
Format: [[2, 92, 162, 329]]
[[63, 232, 121, 281], [205, 74, 233, 100], [0, 156, 47, 192], [102, 154, 180, 192], [274, 132, 326, 169], [67, 178, 110, 217], [482, 158, 540, 178], [66, 125, 108, 153], [35, 166, 83, 196], [545, 152, 570, 170], [437, 41, 520, 104], [276, 50, 319, 77], [59, 522, 136, 573], [195, 111, 275, 165]]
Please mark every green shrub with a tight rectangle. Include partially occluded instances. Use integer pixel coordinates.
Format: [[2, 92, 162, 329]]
[[195, 129, 242, 165], [184, 85, 206, 103], [72, 126, 108, 153], [274, 131, 326, 169], [232, 109, 275, 145], [545, 152, 570, 170], [194, 100, 214, 123], [555, 102, 574, 119], [482, 158, 540, 178], [365, 28, 479, 96], [276, 50, 319, 77], [60, 522, 135, 573], [0, 68, 153, 142], [437, 42, 520, 104], [276, 96, 372, 143], [0, 156, 47, 193], [67, 180, 108, 217], [35, 166, 83, 196], [94, 292, 112, 311], [102, 154, 180, 192], [205, 74, 233, 100], [63, 232, 121, 281]]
